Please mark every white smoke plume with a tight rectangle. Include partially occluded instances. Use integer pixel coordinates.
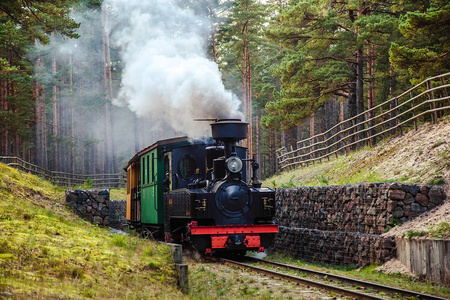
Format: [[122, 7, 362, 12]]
[[103, 0, 243, 139]]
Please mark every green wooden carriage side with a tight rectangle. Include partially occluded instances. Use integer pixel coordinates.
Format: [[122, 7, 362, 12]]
[[138, 137, 191, 225]]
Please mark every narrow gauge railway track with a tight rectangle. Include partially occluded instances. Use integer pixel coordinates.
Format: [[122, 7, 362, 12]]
[[218, 257, 448, 300]]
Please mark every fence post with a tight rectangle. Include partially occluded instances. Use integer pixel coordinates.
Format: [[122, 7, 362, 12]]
[[441, 77, 450, 115], [409, 91, 417, 131], [427, 80, 438, 123]]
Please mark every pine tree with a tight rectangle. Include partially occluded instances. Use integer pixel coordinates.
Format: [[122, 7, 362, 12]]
[[390, 0, 450, 81]]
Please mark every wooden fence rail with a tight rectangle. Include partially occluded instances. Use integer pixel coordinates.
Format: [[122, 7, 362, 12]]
[[276, 72, 450, 171], [0, 156, 126, 189]]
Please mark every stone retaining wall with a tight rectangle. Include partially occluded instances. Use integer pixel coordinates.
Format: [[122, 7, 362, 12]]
[[273, 183, 446, 267], [109, 200, 126, 229], [65, 189, 109, 226], [273, 226, 396, 266], [276, 183, 446, 235]]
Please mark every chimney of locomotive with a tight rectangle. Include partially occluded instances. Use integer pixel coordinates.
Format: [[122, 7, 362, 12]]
[[210, 119, 248, 158]]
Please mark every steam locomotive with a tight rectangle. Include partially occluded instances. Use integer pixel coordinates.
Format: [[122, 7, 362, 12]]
[[125, 119, 278, 254]]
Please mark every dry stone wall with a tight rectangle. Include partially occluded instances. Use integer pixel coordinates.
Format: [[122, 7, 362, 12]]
[[273, 183, 446, 266], [109, 200, 126, 229], [276, 183, 446, 235], [65, 189, 110, 226], [273, 227, 396, 266]]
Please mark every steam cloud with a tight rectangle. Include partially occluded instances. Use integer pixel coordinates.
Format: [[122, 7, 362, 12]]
[[103, 0, 243, 139]]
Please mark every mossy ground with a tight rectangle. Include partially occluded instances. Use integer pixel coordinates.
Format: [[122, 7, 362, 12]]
[[0, 163, 184, 299]]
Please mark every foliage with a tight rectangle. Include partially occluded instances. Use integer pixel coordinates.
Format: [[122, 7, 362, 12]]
[[389, 0, 450, 81], [1, 0, 450, 180], [280, 175, 295, 188], [385, 216, 402, 232], [429, 222, 450, 239], [75, 177, 94, 189], [261, 0, 401, 130], [0, 0, 80, 44], [405, 230, 427, 239], [427, 177, 445, 185]]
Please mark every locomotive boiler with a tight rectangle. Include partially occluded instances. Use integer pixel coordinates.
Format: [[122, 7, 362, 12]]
[[125, 119, 278, 255]]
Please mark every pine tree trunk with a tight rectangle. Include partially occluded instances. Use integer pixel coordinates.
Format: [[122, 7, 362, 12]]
[[367, 44, 376, 145], [101, 7, 109, 174], [309, 113, 315, 159], [242, 33, 248, 149], [52, 53, 59, 171], [255, 114, 260, 179], [33, 41, 48, 168], [1, 79, 6, 155], [355, 7, 365, 147], [247, 52, 253, 159], [2, 79, 10, 155], [269, 129, 275, 175], [105, 14, 116, 173], [211, 24, 218, 63], [69, 55, 75, 173]]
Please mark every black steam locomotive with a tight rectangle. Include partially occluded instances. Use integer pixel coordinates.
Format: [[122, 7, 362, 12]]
[[125, 119, 277, 254]]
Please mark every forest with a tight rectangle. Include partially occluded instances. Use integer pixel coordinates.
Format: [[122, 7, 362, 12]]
[[0, 0, 449, 178]]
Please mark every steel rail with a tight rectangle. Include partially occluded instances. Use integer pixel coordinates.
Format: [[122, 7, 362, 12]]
[[245, 257, 448, 300], [220, 258, 385, 300]]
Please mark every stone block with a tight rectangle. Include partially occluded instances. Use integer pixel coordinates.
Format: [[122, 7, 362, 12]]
[[415, 193, 429, 206], [93, 216, 103, 224], [404, 194, 414, 204], [429, 186, 446, 204], [411, 203, 421, 213], [388, 189, 406, 200]]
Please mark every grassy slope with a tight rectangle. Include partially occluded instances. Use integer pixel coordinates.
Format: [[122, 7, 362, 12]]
[[0, 163, 185, 299], [262, 117, 450, 189]]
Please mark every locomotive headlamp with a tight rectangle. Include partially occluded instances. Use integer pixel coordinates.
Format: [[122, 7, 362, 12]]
[[226, 156, 243, 173]]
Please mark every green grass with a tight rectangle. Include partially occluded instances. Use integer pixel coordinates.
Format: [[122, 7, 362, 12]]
[[429, 222, 450, 239], [262, 150, 390, 188], [0, 163, 184, 299], [110, 188, 126, 200]]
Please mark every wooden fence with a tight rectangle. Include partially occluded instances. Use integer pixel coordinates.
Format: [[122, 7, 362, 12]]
[[0, 156, 126, 189], [277, 72, 450, 171]]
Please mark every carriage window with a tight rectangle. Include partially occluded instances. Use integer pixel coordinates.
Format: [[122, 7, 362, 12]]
[[147, 155, 150, 184], [151, 153, 155, 182], [178, 154, 196, 180], [142, 157, 146, 184]]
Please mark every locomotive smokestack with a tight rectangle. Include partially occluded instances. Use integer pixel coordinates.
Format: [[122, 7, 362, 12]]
[[210, 119, 248, 158]]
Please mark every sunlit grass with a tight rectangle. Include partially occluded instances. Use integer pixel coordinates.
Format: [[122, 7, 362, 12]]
[[110, 188, 126, 200], [0, 163, 184, 299]]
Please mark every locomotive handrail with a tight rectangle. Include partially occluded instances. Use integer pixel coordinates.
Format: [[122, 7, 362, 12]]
[[0, 156, 126, 189], [277, 72, 450, 171]]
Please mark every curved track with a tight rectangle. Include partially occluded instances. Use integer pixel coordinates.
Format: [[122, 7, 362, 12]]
[[218, 256, 448, 300]]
